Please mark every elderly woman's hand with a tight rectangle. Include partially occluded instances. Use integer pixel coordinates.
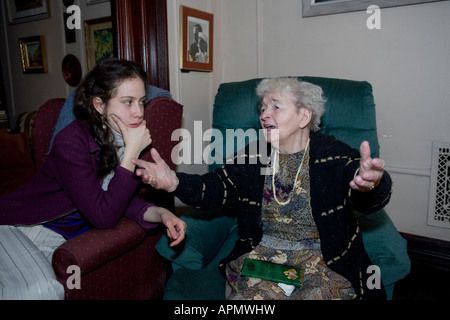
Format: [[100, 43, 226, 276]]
[[349, 141, 385, 192], [132, 148, 179, 192]]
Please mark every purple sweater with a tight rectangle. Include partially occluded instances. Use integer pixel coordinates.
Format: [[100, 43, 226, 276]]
[[0, 120, 157, 233]]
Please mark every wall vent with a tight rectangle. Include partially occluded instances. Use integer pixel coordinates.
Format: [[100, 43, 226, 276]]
[[428, 141, 450, 228]]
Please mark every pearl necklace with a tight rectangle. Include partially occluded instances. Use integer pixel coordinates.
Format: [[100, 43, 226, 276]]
[[271, 139, 310, 206]]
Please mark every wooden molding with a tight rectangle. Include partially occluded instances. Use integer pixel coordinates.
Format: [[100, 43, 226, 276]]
[[400, 232, 450, 272], [112, 0, 170, 90]]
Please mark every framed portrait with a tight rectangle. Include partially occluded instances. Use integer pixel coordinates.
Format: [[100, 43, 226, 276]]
[[84, 17, 115, 71], [19, 36, 47, 74], [7, 0, 50, 24], [180, 6, 214, 72], [86, 0, 110, 5], [302, 0, 446, 18]]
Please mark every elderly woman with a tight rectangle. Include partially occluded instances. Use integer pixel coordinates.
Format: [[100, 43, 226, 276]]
[[134, 77, 392, 300]]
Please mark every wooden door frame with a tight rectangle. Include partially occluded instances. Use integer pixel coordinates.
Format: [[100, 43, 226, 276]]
[[112, 0, 170, 91]]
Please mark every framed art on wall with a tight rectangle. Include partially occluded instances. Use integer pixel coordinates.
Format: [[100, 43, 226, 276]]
[[19, 36, 47, 74], [84, 17, 115, 71], [86, 0, 110, 5], [62, 54, 82, 87], [180, 6, 214, 72], [7, 0, 50, 24], [302, 0, 447, 17]]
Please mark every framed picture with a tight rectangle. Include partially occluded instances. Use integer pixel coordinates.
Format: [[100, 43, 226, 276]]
[[86, 0, 109, 5], [180, 6, 214, 72], [84, 17, 115, 71], [7, 0, 50, 24], [19, 36, 47, 74], [302, 0, 446, 17]]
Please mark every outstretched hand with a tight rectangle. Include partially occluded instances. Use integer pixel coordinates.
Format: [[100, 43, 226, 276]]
[[349, 141, 385, 192], [132, 148, 179, 192]]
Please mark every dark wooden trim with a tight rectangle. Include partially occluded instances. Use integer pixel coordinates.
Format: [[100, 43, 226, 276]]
[[112, 0, 170, 91], [400, 232, 450, 272]]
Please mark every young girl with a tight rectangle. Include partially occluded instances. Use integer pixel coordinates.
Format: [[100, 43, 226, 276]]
[[0, 59, 186, 300]]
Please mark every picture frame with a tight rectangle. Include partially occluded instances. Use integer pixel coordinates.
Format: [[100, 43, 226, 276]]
[[180, 6, 214, 72], [19, 36, 47, 74], [86, 0, 109, 5], [302, 0, 446, 18], [7, 0, 50, 24], [84, 17, 115, 71]]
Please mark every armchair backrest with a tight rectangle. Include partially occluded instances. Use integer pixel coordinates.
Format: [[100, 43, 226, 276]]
[[32, 99, 65, 168], [210, 76, 379, 171], [141, 97, 183, 171]]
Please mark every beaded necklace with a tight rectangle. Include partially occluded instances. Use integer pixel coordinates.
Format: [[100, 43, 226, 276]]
[[271, 139, 310, 206]]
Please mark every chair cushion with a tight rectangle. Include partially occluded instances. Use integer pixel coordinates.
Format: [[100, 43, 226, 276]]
[[301, 76, 380, 158], [156, 207, 238, 270], [210, 79, 263, 172], [213, 79, 262, 131]]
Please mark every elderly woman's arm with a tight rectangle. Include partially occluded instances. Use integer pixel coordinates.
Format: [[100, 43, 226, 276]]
[[132, 148, 240, 210]]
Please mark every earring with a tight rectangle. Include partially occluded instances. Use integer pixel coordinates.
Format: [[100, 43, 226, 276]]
[[101, 115, 107, 130]]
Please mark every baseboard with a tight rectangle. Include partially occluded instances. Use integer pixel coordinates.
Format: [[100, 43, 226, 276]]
[[400, 232, 450, 272]]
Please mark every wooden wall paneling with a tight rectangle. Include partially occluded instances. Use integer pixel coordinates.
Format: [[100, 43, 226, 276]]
[[112, 0, 169, 91]]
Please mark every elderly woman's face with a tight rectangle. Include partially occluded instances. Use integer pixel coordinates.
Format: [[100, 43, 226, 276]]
[[260, 91, 309, 152]]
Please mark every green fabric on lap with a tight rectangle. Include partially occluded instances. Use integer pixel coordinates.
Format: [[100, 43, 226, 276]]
[[156, 207, 237, 270]]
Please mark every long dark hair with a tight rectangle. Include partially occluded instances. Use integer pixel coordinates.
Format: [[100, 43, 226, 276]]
[[74, 59, 147, 178]]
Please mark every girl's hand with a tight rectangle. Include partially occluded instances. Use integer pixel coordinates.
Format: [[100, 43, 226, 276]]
[[111, 115, 152, 155], [144, 206, 187, 247], [111, 115, 152, 172]]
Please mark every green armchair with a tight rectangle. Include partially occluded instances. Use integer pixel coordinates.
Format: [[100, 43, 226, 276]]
[[156, 77, 410, 300]]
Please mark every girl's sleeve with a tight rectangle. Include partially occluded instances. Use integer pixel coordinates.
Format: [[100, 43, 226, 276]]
[[51, 134, 153, 229]]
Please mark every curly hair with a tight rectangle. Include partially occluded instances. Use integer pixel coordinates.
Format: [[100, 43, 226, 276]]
[[256, 77, 326, 132], [73, 59, 147, 178]]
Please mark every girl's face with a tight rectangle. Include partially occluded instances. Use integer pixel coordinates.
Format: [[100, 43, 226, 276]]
[[94, 77, 146, 133]]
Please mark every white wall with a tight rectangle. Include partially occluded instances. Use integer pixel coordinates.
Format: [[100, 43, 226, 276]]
[[168, 0, 450, 241], [167, 0, 215, 177]]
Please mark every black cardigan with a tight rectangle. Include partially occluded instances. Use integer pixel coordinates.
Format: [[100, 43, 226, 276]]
[[175, 132, 392, 299]]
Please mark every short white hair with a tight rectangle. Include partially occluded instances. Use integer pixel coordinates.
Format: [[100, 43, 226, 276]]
[[256, 77, 326, 132]]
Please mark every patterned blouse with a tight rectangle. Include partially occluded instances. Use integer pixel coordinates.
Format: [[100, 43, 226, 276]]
[[261, 150, 319, 242]]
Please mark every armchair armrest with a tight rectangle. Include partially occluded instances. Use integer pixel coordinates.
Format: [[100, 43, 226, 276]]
[[52, 218, 146, 282]]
